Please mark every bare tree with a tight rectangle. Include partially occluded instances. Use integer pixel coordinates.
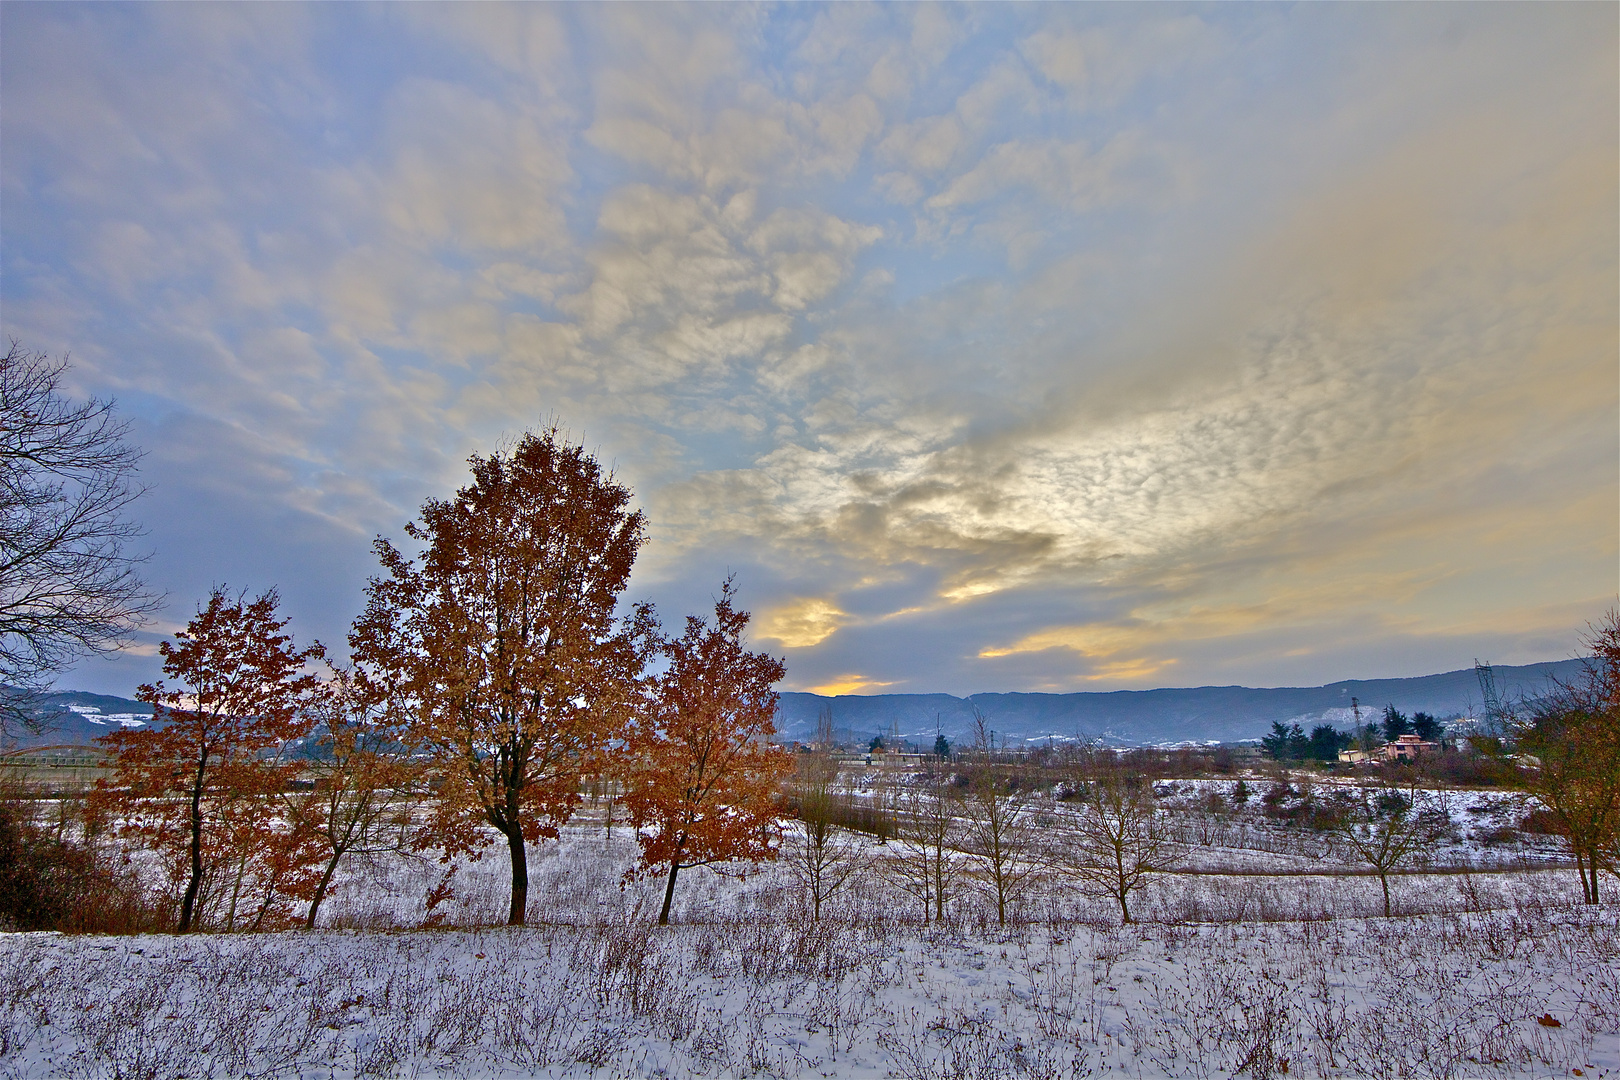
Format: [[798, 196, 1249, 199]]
[[958, 715, 1047, 925], [813, 706, 837, 752], [0, 344, 156, 738], [960, 770, 1047, 925], [1333, 777, 1442, 917], [1058, 770, 1181, 924], [590, 772, 620, 843], [785, 749, 864, 920], [888, 774, 961, 922]]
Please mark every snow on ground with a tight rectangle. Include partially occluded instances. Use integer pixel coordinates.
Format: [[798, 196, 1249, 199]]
[[3, 900, 1614, 1078], [1146, 778, 1568, 871], [3, 820, 1617, 1079]]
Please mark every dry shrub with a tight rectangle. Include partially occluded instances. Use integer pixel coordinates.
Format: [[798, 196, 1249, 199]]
[[0, 784, 167, 934], [878, 1002, 1098, 1080]]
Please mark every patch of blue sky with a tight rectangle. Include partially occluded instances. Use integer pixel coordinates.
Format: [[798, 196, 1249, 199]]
[[747, 3, 823, 83], [656, 428, 767, 478], [563, 140, 641, 234], [359, 341, 478, 390], [297, 16, 443, 162], [302, 10, 539, 149]]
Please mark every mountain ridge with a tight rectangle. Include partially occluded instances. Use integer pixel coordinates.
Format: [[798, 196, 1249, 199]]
[[772, 659, 1585, 746], [3, 659, 1586, 751], [2, 689, 154, 750]]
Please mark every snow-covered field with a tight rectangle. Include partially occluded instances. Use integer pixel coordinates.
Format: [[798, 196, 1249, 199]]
[[4, 807, 1617, 1080]]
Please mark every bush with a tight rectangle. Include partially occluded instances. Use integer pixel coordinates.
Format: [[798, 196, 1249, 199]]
[[1428, 748, 1521, 787], [826, 795, 893, 842], [1261, 781, 1294, 808], [0, 784, 166, 933], [1520, 808, 1564, 836]]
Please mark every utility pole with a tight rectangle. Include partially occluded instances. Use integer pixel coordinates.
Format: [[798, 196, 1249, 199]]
[[1475, 660, 1504, 737]]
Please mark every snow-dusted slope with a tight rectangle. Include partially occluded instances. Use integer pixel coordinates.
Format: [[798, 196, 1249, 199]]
[[775, 659, 1585, 746]]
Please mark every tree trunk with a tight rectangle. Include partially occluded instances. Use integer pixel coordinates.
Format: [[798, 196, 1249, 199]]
[[225, 848, 249, 932], [1577, 848, 1598, 904], [1118, 888, 1131, 925], [506, 828, 528, 926], [1379, 872, 1392, 918], [305, 851, 343, 930], [178, 755, 207, 934], [659, 861, 680, 926], [658, 832, 686, 926], [247, 870, 279, 933]]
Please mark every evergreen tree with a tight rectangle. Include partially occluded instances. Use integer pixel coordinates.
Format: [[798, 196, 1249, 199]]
[[1285, 722, 1311, 761], [1260, 721, 1292, 760], [1307, 724, 1350, 762], [1411, 712, 1442, 741], [1382, 705, 1413, 741]]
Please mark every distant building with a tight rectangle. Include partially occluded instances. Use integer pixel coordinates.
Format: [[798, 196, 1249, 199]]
[[1339, 734, 1438, 764], [836, 750, 931, 768], [1383, 734, 1438, 762]]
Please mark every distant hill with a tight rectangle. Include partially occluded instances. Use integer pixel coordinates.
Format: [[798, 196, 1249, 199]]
[[6, 658, 1586, 751], [2, 689, 155, 751], [772, 660, 1586, 747]]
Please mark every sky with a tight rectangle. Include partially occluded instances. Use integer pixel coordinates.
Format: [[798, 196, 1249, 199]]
[[2, 3, 1615, 700]]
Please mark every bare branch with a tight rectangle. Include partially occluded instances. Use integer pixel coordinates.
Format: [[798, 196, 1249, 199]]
[[0, 343, 157, 739]]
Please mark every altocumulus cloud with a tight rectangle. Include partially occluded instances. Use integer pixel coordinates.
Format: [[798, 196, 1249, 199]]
[[1, 3, 1613, 697]]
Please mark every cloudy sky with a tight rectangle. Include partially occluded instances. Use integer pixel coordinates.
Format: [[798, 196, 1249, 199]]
[[3, 3, 1615, 699]]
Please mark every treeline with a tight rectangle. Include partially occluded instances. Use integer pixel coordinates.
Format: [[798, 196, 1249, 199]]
[[2, 414, 1615, 930], [1259, 705, 1448, 763], [786, 716, 1186, 926], [7, 429, 792, 933]]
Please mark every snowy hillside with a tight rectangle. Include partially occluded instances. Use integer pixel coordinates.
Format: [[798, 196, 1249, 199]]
[[3, 818, 1614, 1079], [775, 660, 1586, 746]]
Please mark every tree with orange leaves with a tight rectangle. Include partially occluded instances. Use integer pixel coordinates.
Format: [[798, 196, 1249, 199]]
[[96, 587, 323, 932], [625, 580, 792, 925], [1515, 610, 1620, 903], [284, 662, 425, 929], [355, 427, 655, 926]]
